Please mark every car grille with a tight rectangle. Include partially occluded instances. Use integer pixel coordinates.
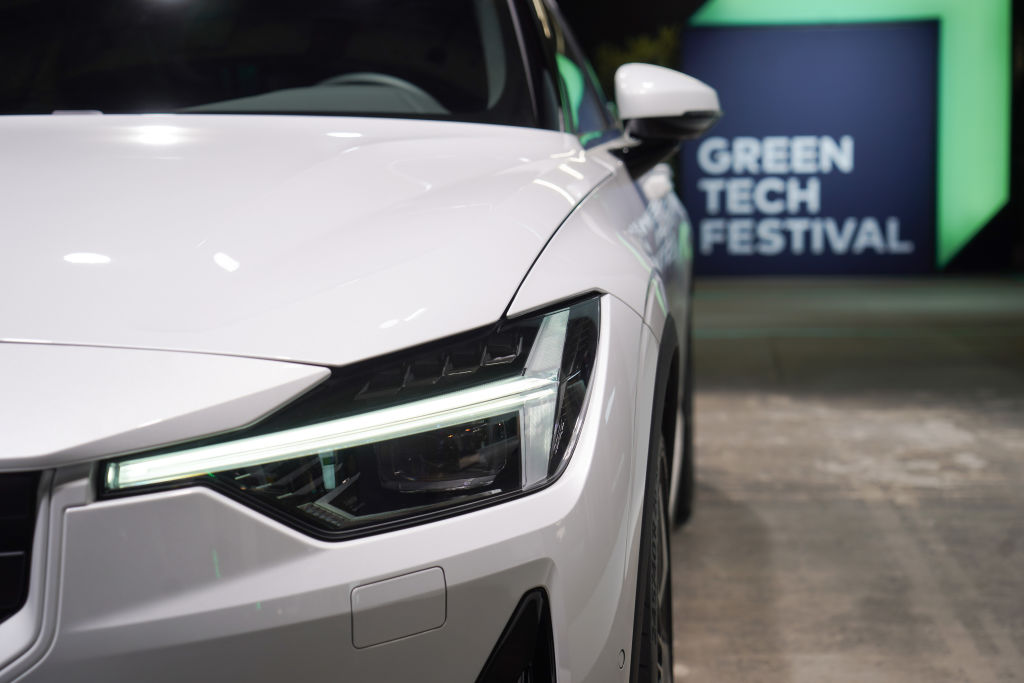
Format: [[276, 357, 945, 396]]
[[0, 472, 40, 624]]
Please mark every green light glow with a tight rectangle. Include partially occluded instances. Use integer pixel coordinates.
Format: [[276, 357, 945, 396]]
[[556, 53, 585, 131], [679, 219, 693, 262], [690, 0, 1011, 268], [652, 278, 668, 317]]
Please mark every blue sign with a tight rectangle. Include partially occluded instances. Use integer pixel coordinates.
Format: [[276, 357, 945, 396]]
[[681, 22, 938, 274]]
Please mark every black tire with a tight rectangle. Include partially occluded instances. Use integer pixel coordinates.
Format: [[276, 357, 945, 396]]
[[674, 327, 695, 527], [632, 436, 674, 683]]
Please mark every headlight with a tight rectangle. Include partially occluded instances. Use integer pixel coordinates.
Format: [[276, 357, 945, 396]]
[[101, 296, 600, 539]]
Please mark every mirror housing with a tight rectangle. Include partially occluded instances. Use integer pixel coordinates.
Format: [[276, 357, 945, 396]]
[[611, 63, 721, 177]]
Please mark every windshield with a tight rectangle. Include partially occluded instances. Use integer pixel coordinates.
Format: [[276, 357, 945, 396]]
[[0, 0, 541, 127]]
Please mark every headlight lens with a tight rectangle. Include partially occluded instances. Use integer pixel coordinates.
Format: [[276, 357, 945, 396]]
[[102, 296, 600, 538]]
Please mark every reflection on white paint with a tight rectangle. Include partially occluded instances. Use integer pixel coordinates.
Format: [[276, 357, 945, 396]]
[[616, 234, 653, 273], [213, 252, 240, 273], [558, 163, 584, 180], [379, 309, 426, 330], [604, 388, 616, 424], [64, 252, 111, 265], [327, 132, 363, 139], [135, 126, 184, 146], [532, 178, 575, 207], [550, 150, 586, 163]]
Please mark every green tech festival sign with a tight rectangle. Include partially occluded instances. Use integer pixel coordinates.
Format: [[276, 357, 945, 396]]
[[687, 0, 1011, 271]]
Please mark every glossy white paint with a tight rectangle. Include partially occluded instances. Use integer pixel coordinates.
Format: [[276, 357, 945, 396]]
[[615, 63, 721, 120], [640, 163, 675, 202], [0, 342, 328, 469], [509, 153, 690, 344], [0, 467, 90, 681], [510, 150, 694, 647], [508, 167, 649, 318], [0, 120, 696, 683], [12, 296, 647, 683], [0, 115, 608, 366], [350, 567, 447, 648], [0, 45, 705, 683]]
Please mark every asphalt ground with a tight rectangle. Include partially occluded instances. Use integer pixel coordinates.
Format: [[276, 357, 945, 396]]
[[672, 277, 1024, 682]]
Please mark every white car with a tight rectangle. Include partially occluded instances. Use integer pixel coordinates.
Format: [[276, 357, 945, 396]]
[[0, 1, 718, 681]]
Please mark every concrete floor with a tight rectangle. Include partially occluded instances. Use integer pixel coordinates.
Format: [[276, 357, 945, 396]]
[[672, 277, 1024, 682]]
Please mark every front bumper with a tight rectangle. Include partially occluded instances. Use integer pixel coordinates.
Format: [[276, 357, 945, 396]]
[[0, 296, 650, 683]]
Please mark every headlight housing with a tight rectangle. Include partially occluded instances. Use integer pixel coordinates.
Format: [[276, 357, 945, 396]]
[[101, 296, 600, 539]]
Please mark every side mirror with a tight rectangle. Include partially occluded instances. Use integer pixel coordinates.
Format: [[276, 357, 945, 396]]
[[612, 63, 721, 177]]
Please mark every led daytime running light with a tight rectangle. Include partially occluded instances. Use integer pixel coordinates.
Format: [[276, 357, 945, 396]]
[[108, 376, 557, 490]]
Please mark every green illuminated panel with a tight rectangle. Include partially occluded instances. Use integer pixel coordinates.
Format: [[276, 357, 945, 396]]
[[691, 0, 1011, 268], [557, 53, 585, 131]]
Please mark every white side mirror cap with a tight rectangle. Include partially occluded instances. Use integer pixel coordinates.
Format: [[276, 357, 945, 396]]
[[615, 63, 720, 120], [609, 64, 721, 178]]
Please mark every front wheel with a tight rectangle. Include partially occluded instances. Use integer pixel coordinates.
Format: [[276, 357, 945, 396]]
[[633, 436, 673, 683], [674, 331, 695, 527]]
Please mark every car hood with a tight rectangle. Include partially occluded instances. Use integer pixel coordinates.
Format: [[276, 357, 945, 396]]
[[0, 114, 611, 366]]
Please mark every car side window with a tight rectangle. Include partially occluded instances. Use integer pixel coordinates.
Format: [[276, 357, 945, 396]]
[[534, 0, 616, 145]]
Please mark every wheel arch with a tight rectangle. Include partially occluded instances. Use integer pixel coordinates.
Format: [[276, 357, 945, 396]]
[[628, 314, 680, 682], [649, 316, 681, 510]]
